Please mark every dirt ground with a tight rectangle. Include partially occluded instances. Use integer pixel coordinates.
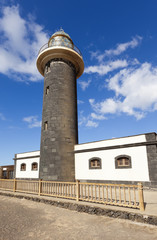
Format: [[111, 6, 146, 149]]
[[0, 195, 157, 240]]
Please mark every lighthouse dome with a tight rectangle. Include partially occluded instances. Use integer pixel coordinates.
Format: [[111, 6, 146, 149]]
[[48, 29, 73, 48], [51, 29, 71, 39]]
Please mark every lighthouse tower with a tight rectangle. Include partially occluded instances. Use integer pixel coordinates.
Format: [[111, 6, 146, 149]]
[[36, 29, 84, 181]]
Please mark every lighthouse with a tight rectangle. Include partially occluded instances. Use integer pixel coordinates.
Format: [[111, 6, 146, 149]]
[[36, 29, 84, 181]]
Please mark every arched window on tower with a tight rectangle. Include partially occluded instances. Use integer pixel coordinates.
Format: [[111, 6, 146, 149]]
[[46, 86, 49, 95], [115, 155, 132, 169], [20, 163, 26, 171], [45, 62, 50, 74], [89, 157, 102, 169], [44, 121, 48, 131], [31, 162, 38, 171]]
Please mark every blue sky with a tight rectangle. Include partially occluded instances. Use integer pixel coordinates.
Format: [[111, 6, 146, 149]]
[[0, 0, 157, 165]]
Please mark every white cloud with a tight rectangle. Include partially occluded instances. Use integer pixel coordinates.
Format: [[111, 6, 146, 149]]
[[78, 79, 91, 90], [85, 36, 157, 121], [78, 111, 99, 128], [105, 36, 142, 57], [86, 120, 98, 128], [89, 98, 121, 114], [86, 36, 157, 120], [91, 112, 107, 120], [77, 100, 84, 104], [85, 60, 128, 75], [90, 50, 99, 60], [0, 113, 5, 120], [0, 5, 49, 81], [89, 62, 157, 120], [78, 111, 87, 126], [91, 36, 142, 62], [23, 116, 41, 128]]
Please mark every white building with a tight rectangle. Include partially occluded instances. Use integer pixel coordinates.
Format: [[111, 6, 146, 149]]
[[75, 133, 151, 184], [14, 151, 40, 179], [14, 132, 157, 187]]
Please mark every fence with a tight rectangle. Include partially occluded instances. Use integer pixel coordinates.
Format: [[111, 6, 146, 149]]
[[0, 179, 144, 211]]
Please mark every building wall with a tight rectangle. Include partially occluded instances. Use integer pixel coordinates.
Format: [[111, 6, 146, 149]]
[[75, 134, 150, 182], [13, 133, 157, 185], [0, 165, 14, 179], [15, 151, 40, 179]]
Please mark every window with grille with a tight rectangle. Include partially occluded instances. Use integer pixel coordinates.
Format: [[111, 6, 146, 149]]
[[115, 155, 131, 169], [20, 163, 26, 171], [32, 162, 38, 171], [89, 158, 101, 169]]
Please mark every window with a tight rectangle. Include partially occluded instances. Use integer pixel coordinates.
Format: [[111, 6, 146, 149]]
[[45, 62, 50, 73], [46, 86, 49, 95], [115, 155, 131, 169], [89, 158, 101, 169], [44, 121, 48, 131], [20, 163, 26, 171], [9, 170, 14, 179], [32, 162, 38, 171], [2, 171, 7, 179]]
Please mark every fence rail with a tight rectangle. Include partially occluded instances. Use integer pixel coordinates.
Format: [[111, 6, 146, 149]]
[[0, 179, 144, 211]]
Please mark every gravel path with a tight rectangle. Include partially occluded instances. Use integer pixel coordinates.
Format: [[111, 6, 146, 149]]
[[0, 195, 157, 240]]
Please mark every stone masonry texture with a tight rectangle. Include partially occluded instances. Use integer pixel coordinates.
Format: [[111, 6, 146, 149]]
[[146, 133, 157, 187], [39, 59, 78, 181]]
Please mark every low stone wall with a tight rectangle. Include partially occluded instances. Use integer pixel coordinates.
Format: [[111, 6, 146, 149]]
[[0, 191, 157, 226]]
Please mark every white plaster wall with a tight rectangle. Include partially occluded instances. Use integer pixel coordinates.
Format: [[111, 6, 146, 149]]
[[16, 151, 40, 159], [75, 145, 150, 182], [15, 157, 40, 179], [75, 134, 146, 151]]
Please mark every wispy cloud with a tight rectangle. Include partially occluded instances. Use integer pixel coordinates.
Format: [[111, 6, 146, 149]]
[[85, 60, 128, 75], [78, 111, 87, 126], [78, 79, 91, 91], [0, 113, 5, 120], [91, 36, 142, 62], [91, 112, 107, 120], [77, 100, 84, 104], [0, 5, 49, 81], [86, 120, 98, 128], [78, 111, 99, 128], [105, 36, 142, 57], [23, 116, 41, 128]]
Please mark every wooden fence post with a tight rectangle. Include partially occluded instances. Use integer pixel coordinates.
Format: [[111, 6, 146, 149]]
[[76, 180, 80, 202], [138, 182, 145, 211], [13, 178, 16, 192], [39, 179, 42, 196]]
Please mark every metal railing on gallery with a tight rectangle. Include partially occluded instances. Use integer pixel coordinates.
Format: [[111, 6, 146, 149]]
[[0, 179, 145, 211], [38, 43, 82, 57]]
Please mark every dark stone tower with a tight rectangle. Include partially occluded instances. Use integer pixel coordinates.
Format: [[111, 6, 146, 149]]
[[36, 30, 84, 181]]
